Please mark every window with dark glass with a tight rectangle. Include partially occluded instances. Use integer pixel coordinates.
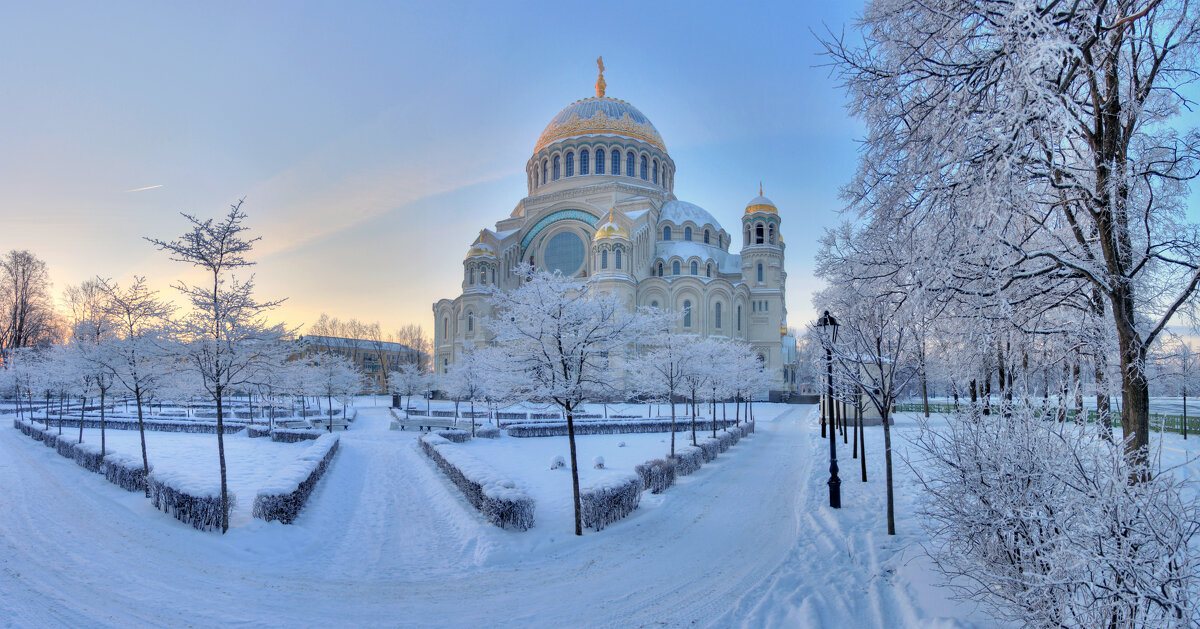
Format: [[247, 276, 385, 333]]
[[758, 263, 764, 283], [565, 151, 574, 177], [703, 230, 710, 244], [652, 159, 658, 184], [672, 261, 680, 275], [640, 155, 647, 180], [612, 150, 620, 175], [596, 149, 605, 174], [580, 149, 589, 175], [601, 249, 608, 269], [615, 249, 622, 269], [543, 159, 548, 183], [663, 226, 671, 240], [683, 300, 692, 327], [715, 303, 722, 328], [553, 155, 560, 180], [684, 227, 692, 241], [689, 261, 698, 275], [626, 151, 634, 177], [756, 224, 764, 244]]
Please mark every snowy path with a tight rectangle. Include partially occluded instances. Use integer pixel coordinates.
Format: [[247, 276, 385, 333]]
[[0, 406, 981, 627]]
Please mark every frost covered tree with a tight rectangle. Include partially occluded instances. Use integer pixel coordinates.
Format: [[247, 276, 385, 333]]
[[629, 309, 688, 456], [389, 363, 426, 416], [309, 351, 362, 431], [824, 0, 1200, 468], [487, 266, 652, 535], [147, 200, 289, 533], [100, 276, 175, 495], [64, 279, 116, 455]]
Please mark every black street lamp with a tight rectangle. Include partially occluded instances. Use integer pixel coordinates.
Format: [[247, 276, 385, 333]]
[[818, 310, 841, 509]]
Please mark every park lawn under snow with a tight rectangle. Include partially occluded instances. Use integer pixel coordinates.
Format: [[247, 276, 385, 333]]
[[51, 424, 312, 526]]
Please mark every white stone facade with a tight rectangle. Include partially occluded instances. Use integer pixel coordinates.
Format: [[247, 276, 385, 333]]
[[432, 86, 797, 395]]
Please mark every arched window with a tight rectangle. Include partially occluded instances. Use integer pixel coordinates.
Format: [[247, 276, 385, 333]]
[[580, 149, 589, 175], [467, 312, 474, 332], [672, 261, 681, 275], [652, 159, 658, 184], [651, 300, 659, 309], [657, 262, 663, 276], [715, 303, 722, 328], [690, 261, 698, 275], [626, 151, 635, 177], [595, 149, 605, 174], [756, 224, 764, 244], [443, 358, 449, 374], [553, 155, 561, 180], [703, 230, 710, 244], [601, 249, 608, 269], [706, 263, 711, 277], [565, 151, 574, 177], [640, 155, 648, 180], [612, 150, 621, 175], [443, 318, 449, 340], [615, 249, 622, 269], [758, 263, 764, 283], [768, 224, 775, 244], [534, 169, 539, 188], [683, 300, 692, 328], [737, 306, 742, 331], [684, 227, 692, 241], [663, 226, 671, 241], [480, 267, 487, 285], [542, 159, 548, 183], [468, 267, 474, 284]]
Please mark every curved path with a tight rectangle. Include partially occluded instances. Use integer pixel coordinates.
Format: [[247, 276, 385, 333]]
[[0, 406, 970, 627]]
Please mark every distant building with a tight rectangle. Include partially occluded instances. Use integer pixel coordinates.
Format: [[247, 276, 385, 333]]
[[295, 335, 424, 393], [433, 62, 797, 398]]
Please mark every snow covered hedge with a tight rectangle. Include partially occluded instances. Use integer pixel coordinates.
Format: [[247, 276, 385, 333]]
[[246, 426, 272, 439], [49, 417, 246, 434], [56, 435, 77, 458], [475, 426, 501, 439], [73, 442, 106, 474], [580, 472, 641, 531], [148, 471, 233, 532], [270, 429, 321, 443], [419, 434, 535, 531], [505, 417, 738, 438], [635, 458, 676, 494], [103, 452, 151, 493], [672, 445, 704, 477], [252, 434, 339, 524], [435, 429, 471, 443]]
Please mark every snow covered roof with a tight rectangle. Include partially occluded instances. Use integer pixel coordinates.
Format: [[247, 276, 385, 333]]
[[654, 242, 742, 275], [658, 200, 723, 231]]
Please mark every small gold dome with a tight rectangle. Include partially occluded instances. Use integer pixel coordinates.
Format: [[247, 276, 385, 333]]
[[465, 241, 496, 260], [745, 195, 778, 216], [592, 209, 629, 241]]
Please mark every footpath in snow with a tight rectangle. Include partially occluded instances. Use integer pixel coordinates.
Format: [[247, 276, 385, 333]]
[[0, 403, 990, 627]]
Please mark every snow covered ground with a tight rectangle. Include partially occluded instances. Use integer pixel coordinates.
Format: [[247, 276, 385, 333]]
[[2, 400, 1195, 627]]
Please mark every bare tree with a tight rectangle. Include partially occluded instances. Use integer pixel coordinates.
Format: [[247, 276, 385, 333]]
[[0, 250, 58, 362], [147, 200, 289, 533], [395, 324, 431, 373]]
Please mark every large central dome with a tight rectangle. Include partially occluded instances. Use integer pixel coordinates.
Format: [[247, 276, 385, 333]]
[[535, 96, 666, 153]]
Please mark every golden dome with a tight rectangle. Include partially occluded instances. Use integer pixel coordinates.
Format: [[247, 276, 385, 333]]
[[593, 209, 629, 241], [465, 241, 496, 260], [535, 97, 666, 153], [745, 195, 778, 216]]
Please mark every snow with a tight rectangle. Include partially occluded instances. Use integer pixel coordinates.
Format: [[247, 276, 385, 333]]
[[5, 400, 1191, 626]]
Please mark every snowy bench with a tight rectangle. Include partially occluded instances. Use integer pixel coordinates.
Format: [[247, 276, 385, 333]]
[[310, 418, 351, 431], [395, 417, 463, 431]]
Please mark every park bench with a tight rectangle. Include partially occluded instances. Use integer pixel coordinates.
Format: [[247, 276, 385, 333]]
[[310, 418, 351, 431]]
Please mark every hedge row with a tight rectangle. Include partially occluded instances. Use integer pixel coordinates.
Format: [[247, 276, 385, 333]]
[[246, 426, 272, 439], [40, 416, 246, 434], [476, 426, 501, 439], [252, 434, 339, 524], [505, 417, 740, 438], [12, 418, 150, 493], [419, 434, 535, 531], [148, 470, 231, 532], [270, 429, 321, 443], [435, 429, 471, 443], [634, 458, 676, 494], [580, 473, 641, 531], [634, 421, 756, 496]]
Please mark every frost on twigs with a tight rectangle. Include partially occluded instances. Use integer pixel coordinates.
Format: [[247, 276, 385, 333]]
[[253, 434, 339, 524], [581, 473, 641, 531], [672, 446, 704, 477], [148, 472, 235, 532], [635, 458, 675, 494], [420, 434, 535, 531], [912, 408, 1200, 627]]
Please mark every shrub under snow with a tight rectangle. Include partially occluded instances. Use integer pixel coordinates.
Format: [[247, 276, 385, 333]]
[[270, 429, 320, 443], [246, 426, 272, 439], [436, 429, 471, 443], [72, 442, 106, 474], [475, 426, 501, 439], [420, 434, 535, 531], [506, 417, 738, 438], [580, 472, 641, 531], [635, 458, 676, 494], [148, 471, 233, 532], [103, 452, 151, 493], [593, 456, 605, 469], [550, 455, 566, 470], [672, 445, 704, 476], [252, 434, 339, 524], [912, 408, 1200, 627]]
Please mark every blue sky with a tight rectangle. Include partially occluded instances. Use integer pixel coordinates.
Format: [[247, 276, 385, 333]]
[[1, 2, 1194, 339]]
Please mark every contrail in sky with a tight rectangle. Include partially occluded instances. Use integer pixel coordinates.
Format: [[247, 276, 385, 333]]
[[126, 184, 164, 192]]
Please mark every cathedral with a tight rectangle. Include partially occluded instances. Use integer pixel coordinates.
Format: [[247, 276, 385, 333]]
[[433, 62, 799, 397]]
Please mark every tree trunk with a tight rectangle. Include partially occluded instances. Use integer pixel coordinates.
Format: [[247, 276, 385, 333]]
[[858, 399, 866, 482], [690, 390, 697, 447], [882, 403, 894, 535], [135, 385, 150, 498], [216, 385, 230, 534], [99, 387, 106, 456], [78, 396, 85, 443], [669, 395, 676, 458], [565, 404, 582, 536], [1183, 392, 1188, 440], [327, 392, 334, 433]]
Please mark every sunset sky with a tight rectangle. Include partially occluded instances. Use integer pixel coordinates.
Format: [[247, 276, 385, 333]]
[[3, 2, 1197, 341]]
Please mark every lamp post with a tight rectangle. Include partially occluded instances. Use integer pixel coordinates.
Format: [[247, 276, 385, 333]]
[[818, 310, 841, 509]]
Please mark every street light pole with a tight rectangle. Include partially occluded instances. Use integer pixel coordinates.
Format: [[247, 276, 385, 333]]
[[817, 310, 841, 509]]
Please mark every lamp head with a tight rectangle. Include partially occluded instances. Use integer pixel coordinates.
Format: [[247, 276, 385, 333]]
[[817, 310, 839, 344]]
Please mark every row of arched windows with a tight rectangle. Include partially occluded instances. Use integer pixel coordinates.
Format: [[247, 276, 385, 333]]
[[530, 144, 673, 191], [655, 259, 714, 277], [465, 264, 496, 286], [744, 221, 778, 246], [661, 225, 723, 248], [647, 298, 744, 334], [599, 248, 623, 270]]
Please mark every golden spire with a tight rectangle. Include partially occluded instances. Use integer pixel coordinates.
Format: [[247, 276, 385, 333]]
[[760, 181, 763, 196], [596, 56, 606, 98]]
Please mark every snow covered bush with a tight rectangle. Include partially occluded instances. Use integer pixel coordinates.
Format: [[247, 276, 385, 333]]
[[148, 471, 234, 532], [911, 408, 1200, 627], [270, 429, 320, 443], [635, 458, 676, 494], [475, 426, 500, 439], [253, 434, 339, 524], [593, 456, 605, 469], [72, 442, 105, 474], [420, 434, 535, 531], [580, 473, 641, 531], [717, 430, 736, 452], [618, 441, 626, 447], [698, 438, 720, 462], [435, 429, 471, 443], [246, 426, 271, 439], [56, 436, 76, 459], [505, 418, 736, 438], [40, 430, 58, 449], [550, 455, 565, 470], [672, 445, 704, 476], [103, 452, 151, 492]]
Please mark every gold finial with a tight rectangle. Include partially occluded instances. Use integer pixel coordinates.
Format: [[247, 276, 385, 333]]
[[759, 181, 763, 196], [596, 56, 606, 98]]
